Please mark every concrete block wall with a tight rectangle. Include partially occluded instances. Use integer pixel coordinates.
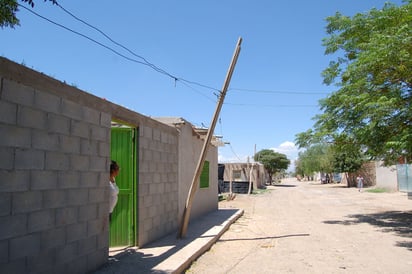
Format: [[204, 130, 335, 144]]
[[138, 125, 179, 246], [0, 74, 111, 272]]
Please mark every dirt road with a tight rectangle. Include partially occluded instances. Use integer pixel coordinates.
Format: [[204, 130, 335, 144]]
[[186, 179, 412, 274]]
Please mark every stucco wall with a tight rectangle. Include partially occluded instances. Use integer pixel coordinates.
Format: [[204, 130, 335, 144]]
[[375, 161, 398, 191], [0, 57, 180, 273]]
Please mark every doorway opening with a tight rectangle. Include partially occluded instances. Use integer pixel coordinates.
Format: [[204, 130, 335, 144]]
[[109, 121, 138, 250]]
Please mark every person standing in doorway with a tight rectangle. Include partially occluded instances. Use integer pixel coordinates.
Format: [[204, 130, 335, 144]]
[[109, 160, 120, 222], [356, 174, 364, 192]]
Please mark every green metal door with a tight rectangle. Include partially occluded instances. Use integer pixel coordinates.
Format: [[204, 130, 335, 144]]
[[110, 127, 137, 247]]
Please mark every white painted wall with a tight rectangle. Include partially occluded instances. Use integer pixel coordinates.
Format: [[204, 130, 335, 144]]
[[375, 161, 398, 191]]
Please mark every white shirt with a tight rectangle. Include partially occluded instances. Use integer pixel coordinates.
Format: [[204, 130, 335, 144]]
[[109, 181, 119, 213]]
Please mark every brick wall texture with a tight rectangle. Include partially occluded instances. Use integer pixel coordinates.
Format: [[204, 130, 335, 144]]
[[0, 57, 180, 273]]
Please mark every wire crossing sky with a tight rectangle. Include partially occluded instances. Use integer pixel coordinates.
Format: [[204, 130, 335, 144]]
[[1, 0, 405, 170]]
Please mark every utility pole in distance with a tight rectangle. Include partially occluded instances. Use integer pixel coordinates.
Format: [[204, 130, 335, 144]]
[[178, 37, 242, 238]]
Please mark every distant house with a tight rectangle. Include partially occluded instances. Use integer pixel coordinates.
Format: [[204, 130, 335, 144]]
[[0, 57, 218, 274], [219, 162, 268, 193]]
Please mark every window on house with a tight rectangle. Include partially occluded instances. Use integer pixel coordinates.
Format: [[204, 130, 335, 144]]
[[200, 160, 209, 188], [233, 170, 242, 181]]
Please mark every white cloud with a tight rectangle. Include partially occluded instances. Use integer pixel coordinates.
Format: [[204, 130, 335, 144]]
[[271, 141, 301, 172]]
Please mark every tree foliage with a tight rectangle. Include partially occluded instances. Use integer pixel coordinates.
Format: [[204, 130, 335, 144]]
[[254, 149, 290, 183], [299, 0, 412, 165], [295, 144, 334, 177], [0, 0, 56, 28]]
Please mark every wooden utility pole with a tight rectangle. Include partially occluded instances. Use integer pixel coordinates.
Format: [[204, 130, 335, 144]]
[[178, 37, 242, 238]]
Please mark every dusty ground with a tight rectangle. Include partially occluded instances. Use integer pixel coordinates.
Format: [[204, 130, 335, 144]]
[[186, 178, 412, 274]]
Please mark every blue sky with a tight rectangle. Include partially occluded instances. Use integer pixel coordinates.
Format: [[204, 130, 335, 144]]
[[1, 0, 404, 170]]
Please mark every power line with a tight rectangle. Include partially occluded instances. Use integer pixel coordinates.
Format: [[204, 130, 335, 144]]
[[18, 3, 329, 108], [224, 102, 319, 108], [18, 3, 220, 94], [230, 88, 329, 95], [54, 2, 176, 80]]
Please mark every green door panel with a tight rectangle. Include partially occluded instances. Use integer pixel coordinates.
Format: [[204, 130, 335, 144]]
[[110, 127, 136, 247]]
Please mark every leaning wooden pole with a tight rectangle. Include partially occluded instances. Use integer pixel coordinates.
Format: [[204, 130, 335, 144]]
[[178, 37, 242, 238]]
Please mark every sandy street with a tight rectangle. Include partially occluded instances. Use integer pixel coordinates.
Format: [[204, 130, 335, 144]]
[[186, 179, 412, 274]]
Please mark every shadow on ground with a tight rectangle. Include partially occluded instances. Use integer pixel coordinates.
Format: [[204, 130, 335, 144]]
[[324, 210, 412, 251], [95, 209, 239, 273]]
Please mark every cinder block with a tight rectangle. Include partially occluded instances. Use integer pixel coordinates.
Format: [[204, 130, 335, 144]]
[[2, 79, 35, 107], [0, 193, 11, 217], [97, 202, 109, 219], [87, 248, 108, 273], [9, 233, 41, 259], [79, 172, 100, 188], [98, 141, 110, 157], [12, 191, 42, 214], [0, 100, 17, 124], [88, 188, 105, 204], [0, 258, 26, 274], [80, 139, 98, 156], [0, 124, 31, 148], [31, 170, 58, 190], [17, 105, 47, 129], [15, 148, 45, 170], [83, 107, 100, 125], [61, 99, 83, 120], [96, 232, 109, 250], [45, 151, 69, 171], [55, 207, 78, 227], [43, 189, 67, 209], [65, 255, 88, 274], [142, 126, 152, 139], [90, 125, 109, 142], [28, 209, 55, 233], [78, 204, 98, 222], [153, 128, 161, 141], [55, 241, 78, 265], [32, 130, 59, 151], [0, 170, 29, 192], [26, 249, 56, 274], [70, 119, 90, 138], [58, 171, 80, 189], [40, 227, 65, 249], [34, 89, 61, 114], [0, 240, 8, 264], [100, 112, 111, 128], [0, 147, 13, 170], [66, 222, 87, 243], [70, 155, 90, 171], [78, 235, 97, 256], [87, 219, 103, 237], [47, 113, 70, 135], [66, 189, 88, 206], [59, 135, 80, 154], [89, 156, 106, 172]]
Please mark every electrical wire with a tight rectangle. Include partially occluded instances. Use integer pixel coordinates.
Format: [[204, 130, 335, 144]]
[[18, 2, 330, 109], [228, 142, 244, 162], [54, 2, 176, 80], [18, 2, 220, 95], [230, 88, 329, 95], [224, 102, 318, 108]]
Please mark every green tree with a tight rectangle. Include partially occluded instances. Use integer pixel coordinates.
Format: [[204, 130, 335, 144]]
[[294, 143, 334, 180], [0, 0, 56, 28], [254, 149, 290, 183], [307, 1, 412, 165]]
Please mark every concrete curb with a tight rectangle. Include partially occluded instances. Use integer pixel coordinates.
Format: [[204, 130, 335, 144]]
[[153, 209, 244, 273]]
